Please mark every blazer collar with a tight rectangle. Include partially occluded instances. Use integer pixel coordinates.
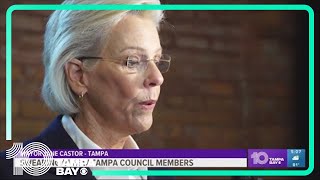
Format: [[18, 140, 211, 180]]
[[34, 115, 95, 179]]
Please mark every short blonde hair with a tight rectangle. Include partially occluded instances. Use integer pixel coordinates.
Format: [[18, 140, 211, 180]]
[[41, 0, 164, 115]]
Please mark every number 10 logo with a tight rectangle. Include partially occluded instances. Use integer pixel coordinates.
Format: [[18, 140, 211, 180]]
[[251, 151, 269, 165]]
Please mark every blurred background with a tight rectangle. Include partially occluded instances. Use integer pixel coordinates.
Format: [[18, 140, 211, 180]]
[[0, 0, 311, 179]]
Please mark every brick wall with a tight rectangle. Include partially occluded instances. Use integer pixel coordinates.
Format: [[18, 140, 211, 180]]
[[137, 8, 308, 150], [0, 0, 308, 156]]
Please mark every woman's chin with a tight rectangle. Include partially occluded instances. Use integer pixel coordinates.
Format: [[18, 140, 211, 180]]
[[131, 116, 153, 134]]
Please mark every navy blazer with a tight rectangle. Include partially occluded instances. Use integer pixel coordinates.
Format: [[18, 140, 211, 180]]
[[0, 115, 174, 179]]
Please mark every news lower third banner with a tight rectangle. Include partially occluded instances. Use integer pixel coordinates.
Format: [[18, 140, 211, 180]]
[[13, 149, 248, 168], [12, 149, 305, 168], [6, 142, 306, 176]]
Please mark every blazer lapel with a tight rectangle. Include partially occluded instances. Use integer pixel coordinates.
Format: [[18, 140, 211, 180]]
[[35, 115, 96, 180]]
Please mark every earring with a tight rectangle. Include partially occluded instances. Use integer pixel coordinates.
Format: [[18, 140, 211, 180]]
[[79, 91, 85, 99]]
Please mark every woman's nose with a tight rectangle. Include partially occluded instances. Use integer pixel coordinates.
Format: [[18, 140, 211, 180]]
[[143, 62, 164, 88]]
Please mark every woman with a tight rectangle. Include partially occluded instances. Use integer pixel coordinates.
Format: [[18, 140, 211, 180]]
[[1, 0, 171, 179]]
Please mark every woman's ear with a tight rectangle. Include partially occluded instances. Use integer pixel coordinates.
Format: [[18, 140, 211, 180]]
[[64, 59, 87, 96]]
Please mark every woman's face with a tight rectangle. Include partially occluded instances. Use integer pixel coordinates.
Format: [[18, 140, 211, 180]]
[[84, 15, 164, 135]]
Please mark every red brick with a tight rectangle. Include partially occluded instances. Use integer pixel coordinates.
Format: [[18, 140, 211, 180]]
[[0, 14, 6, 30], [0, 41, 6, 77], [19, 101, 56, 119], [12, 118, 51, 139], [0, 8, 305, 150], [199, 81, 235, 96], [210, 40, 242, 55], [12, 100, 19, 117], [194, 127, 248, 148], [23, 64, 45, 81], [154, 108, 241, 127], [12, 12, 46, 33], [165, 96, 184, 108], [0, 141, 14, 151], [0, 100, 5, 117], [166, 50, 242, 72], [247, 65, 294, 81], [253, 97, 295, 112], [0, 78, 5, 117], [206, 98, 240, 112], [249, 11, 290, 32], [174, 23, 226, 37], [1, 99, 19, 118], [12, 65, 23, 81], [248, 126, 297, 147], [164, 95, 207, 111], [160, 79, 199, 96], [251, 82, 294, 97], [11, 0, 62, 4], [158, 27, 175, 48], [0, 69, 4, 79], [166, 11, 194, 20], [12, 9, 54, 18], [12, 32, 43, 50], [167, 61, 243, 81], [0, 78, 4, 94], [175, 36, 208, 49], [12, 48, 42, 65], [13, 81, 42, 99], [250, 98, 297, 126]]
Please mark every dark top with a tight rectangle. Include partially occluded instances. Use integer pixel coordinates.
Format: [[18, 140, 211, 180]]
[[0, 115, 174, 179]]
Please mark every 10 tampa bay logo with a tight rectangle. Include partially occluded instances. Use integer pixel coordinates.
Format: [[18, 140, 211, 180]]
[[6, 142, 54, 176]]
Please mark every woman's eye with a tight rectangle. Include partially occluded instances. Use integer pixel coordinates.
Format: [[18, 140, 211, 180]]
[[126, 55, 142, 68], [127, 59, 140, 68]]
